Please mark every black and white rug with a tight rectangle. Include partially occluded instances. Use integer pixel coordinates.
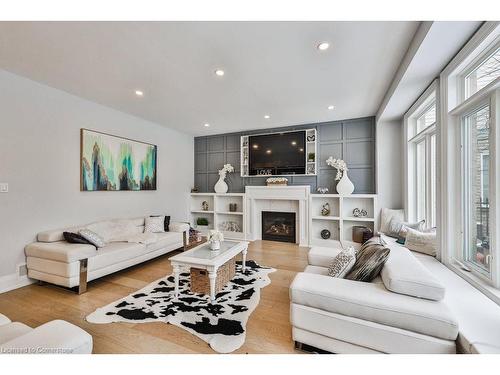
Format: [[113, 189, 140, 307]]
[[86, 260, 275, 353]]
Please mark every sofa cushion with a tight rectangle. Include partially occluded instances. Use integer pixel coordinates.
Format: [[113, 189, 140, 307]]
[[63, 232, 93, 246], [147, 232, 183, 252], [85, 220, 141, 242], [381, 242, 445, 301], [38, 227, 83, 243], [290, 272, 458, 340], [88, 242, 147, 271], [308, 246, 342, 268], [0, 320, 93, 354], [25, 241, 97, 263], [0, 322, 33, 345], [0, 313, 12, 326], [144, 216, 165, 233]]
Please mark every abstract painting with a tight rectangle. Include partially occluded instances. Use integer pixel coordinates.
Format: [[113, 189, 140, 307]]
[[81, 129, 157, 191]]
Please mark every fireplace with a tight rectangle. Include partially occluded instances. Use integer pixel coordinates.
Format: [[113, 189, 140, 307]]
[[261, 211, 296, 243]]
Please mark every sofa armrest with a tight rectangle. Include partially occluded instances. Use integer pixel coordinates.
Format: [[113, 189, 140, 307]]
[[0, 320, 93, 354], [25, 241, 97, 263], [169, 222, 190, 233]]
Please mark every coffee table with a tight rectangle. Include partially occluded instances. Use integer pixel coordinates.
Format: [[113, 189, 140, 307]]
[[169, 240, 249, 301]]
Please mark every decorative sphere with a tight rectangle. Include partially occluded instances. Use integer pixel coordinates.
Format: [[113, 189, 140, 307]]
[[321, 229, 331, 239]]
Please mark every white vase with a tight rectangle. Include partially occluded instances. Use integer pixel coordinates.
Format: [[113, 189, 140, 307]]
[[210, 240, 220, 251], [214, 176, 228, 193], [336, 171, 354, 196]]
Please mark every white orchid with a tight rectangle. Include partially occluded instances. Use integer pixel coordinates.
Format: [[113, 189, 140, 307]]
[[208, 230, 224, 243], [326, 157, 348, 181], [218, 163, 235, 178]]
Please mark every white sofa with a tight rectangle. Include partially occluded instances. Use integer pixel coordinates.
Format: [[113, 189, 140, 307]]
[[290, 238, 460, 354], [0, 313, 92, 354], [25, 217, 189, 293]]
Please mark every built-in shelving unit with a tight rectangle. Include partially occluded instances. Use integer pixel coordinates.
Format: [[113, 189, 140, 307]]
[[309, 194, 377, 246], [189, 193, 246, 240]]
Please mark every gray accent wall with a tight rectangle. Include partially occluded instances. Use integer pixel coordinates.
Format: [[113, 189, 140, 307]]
[[194, 116, 375, 194]]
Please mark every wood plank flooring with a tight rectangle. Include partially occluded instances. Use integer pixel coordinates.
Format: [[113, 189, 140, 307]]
[[0, 240, 309, 354]]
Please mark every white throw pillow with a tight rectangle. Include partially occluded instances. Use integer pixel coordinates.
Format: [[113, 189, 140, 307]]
[[405, 227, 438, 257], [144, 216, 165, 233], [380, 208, 404, 234], [328, 246, 356, 278]]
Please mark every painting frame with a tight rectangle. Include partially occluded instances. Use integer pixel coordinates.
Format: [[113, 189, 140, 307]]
[[80, 128, 158, 191]]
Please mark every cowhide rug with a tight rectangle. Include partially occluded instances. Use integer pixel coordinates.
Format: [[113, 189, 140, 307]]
[[86, 260, 275, 353]]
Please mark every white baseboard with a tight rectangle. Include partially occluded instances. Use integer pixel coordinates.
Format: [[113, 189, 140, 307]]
[[0, 273, 35, 294]]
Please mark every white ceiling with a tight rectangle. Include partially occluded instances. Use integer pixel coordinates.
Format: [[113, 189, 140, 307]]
[[0, 21, 419, 135]]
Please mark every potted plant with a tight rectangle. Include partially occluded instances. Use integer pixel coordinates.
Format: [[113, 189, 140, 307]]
[[308, 152, 315, 162], [196, 217, 209, 231], [207, 230, 224, 251]]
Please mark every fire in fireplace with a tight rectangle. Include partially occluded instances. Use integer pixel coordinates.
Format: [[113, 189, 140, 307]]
[[261, 211, 296, 243]]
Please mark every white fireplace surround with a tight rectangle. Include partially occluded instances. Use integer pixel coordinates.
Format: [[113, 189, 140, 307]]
[[245, 186, 310, 246]]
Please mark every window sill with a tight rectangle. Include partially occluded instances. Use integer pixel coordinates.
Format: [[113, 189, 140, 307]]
[[447, 260, 500, 306]]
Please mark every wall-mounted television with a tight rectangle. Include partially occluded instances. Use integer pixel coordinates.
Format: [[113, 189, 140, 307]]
[[248, 130, 306, 176]]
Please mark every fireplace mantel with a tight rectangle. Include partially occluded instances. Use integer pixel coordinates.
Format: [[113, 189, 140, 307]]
[[245, 186, 310, 246]]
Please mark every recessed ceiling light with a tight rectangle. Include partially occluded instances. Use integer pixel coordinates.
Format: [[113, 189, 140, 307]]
[[264, 115, 270, 119], [252, 144, 259, 149], [266, 149, 272, 154], [291, 141, 297, 146], [317, 42, 330, 51], [204, 123, 210, 127], [135, 90, 144, 97], [215, 69, 225, 76], [328, 105, 335, 110], [299, 148, 304, 152]]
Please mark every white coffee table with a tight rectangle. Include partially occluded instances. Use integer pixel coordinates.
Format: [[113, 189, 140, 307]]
[[169, 240, 249, 301]]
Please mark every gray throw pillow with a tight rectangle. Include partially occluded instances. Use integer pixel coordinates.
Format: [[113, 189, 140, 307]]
[[345, 236, 390, 282], [79, 229, 106, 248], [328, 246, 356, 278]]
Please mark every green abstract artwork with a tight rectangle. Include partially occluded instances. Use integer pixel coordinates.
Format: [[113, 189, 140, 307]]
[[81, 129, 157, 191]]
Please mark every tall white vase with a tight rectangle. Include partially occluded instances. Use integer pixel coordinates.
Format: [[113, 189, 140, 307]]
[[214, 176, 228, 193], [336, 171, 354, 196]]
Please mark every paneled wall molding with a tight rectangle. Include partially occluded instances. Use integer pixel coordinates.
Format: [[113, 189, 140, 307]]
[[194, 116, 376, 194]]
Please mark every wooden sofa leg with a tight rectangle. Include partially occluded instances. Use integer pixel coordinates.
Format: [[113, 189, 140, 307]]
[[78, 259, 88, 295], [294, 341, 303, 351]]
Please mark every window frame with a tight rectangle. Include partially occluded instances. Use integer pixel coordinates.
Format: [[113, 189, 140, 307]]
[[459, 101, 492, 278], [404, 81, 438, 230], [440, 22, 500, 298], [459, 37, 500, 102]]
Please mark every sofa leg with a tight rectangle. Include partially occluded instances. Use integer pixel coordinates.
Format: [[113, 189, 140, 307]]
[[183, 231, 187, 251], [37, 280, 45, 286], [78, 259, 88, 295], [294, 341, 303, 351]]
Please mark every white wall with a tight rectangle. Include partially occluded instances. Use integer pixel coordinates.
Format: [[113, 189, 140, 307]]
[[0, 70, 194, 286], [376, 119, 403, 212]]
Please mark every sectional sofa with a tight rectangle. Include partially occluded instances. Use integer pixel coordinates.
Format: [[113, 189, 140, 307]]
[[290, 237, 460, 354], [0, 312, 92, 354], [24, 217, 189, 293]]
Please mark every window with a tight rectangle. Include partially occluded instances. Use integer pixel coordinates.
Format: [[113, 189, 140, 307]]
[[462, 105, 491, 274], [405, 87, 437, 228], [465, 46, 500, 99]]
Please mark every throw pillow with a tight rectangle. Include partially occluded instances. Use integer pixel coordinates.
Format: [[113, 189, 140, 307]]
[[345, 236, 390, 282], [63, 231, 92, 245], [387, 218, 425, 238], [79, 229, 106, 248], [380, 208, 404, 234], [144, 216, 165, 233], [328, 246, 356, 278], [405, 227, 438, 257], [150, 215, 171, 232]]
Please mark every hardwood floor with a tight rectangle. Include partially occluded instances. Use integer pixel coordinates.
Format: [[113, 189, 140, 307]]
[[0, 240, 309, 354]]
